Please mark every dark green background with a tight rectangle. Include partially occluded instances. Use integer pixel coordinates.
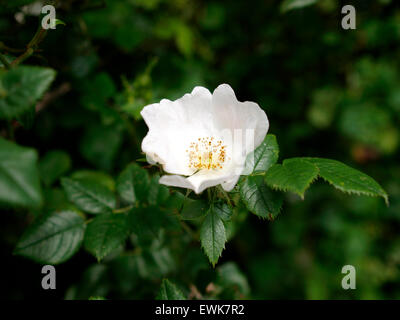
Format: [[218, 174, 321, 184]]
[[1, 0, 400, 299]]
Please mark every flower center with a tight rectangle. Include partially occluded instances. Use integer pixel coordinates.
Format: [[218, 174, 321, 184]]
[[186, 137, 226, 170]]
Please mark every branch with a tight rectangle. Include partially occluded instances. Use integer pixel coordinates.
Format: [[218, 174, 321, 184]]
[[0, 53, 11, 69]]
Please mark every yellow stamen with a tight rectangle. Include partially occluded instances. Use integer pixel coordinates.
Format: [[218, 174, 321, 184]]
[[187, 137, 226, 170]]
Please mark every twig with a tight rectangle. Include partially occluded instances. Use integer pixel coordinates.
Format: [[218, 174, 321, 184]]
[[10, 48, 34, 67], [0, 53, 10, 69], [0, 42, 25, 53], [35, 82, 71, 112]]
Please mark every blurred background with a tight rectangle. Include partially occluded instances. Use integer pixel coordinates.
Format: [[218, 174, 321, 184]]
[[1, 0, 400, 299]]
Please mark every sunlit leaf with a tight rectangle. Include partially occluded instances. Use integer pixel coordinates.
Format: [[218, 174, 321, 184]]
[[265, 158, 319, 198], [304, 157, 389, 204], [243, 134, 279, 174]]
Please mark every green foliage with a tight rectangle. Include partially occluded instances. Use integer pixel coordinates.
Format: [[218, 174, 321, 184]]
[[200, 206, 227, 267], [119, 58, 158, 120], [117, 163, 150, 204], [14, 211, 85, 264], [216, 262, 250, 299], [0, 66, 55, 120], [0, 0, 37, 13], [80, 124, 123, 171], [70, 171, 115, 191], [239, 175, 283, 220], [147, 175, 170, 206], [84, 213, 129, 261], [303, 158, 389, 204], [0, 137, 42, 207], [157, 279, 186, 300], [265, 158, 319, 198], [180, 198, 208, 220], [61, 177, 116, 214], [265, 157, 388, 203], [128, 207, 164, 243], [307, 87, 340, 129], [339, 104, 398, 154], [244, 134, 279, 174], [89, 296, 106, 300], [39, 150, 71, 187], [280, 0, 318, 13], [1, 0, 397, 301], [213, 202, 233, 222]]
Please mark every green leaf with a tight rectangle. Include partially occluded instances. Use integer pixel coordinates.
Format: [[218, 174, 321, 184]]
[[61, 177, 116, 214], [200, 207, 227, 267], [239, 175, 283, 220], [214, 202, 233, 221], [117, 163, 150, 204], [157, 279, 186, 300], [303, 158, 389, 204], [180, 198, 208, 220], [138, 247, 176, 280], [0, 66, 56, 119], [84, 213, 129, 261], [129, 205, 180, 246], [163, 191, 185, 213], [128, 206, 163, 245], [0, 137, 42, 207], [217, 262, 250, 298], [147, 175, 170, 206], [264, 158, 319, 198], [39, 150, 71, 187], [243, 134, 279, 174], [280, 0, 318, 13], [70, 170, 115, 192], [14, 210, 85, 264], [54, 19, 67, 27]]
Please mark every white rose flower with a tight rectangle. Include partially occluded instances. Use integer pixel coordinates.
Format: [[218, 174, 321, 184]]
[[140, 84, 269, 194]]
